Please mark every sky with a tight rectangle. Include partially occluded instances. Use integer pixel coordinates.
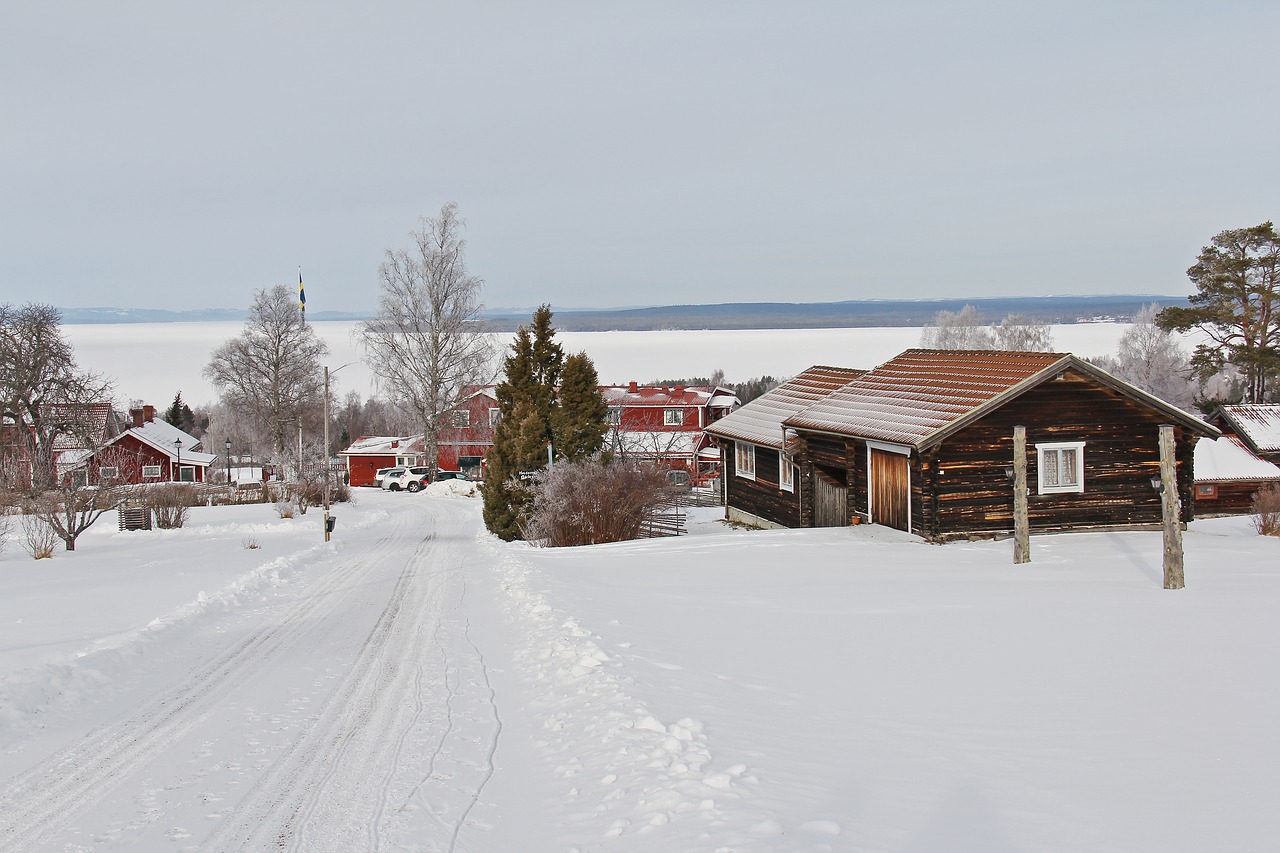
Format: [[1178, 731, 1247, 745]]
[[3, 1, 1279, 314]]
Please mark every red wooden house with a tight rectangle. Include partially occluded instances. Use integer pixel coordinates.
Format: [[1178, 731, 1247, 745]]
[[341, 435, 424, 487], [84, 405, 214, 484], [601, 382, 738, 481]]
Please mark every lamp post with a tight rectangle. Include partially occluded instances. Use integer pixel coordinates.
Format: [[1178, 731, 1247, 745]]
[[323, 362, 357, 541], [225, 439, 232, 485], [174, 437, 182, 482]]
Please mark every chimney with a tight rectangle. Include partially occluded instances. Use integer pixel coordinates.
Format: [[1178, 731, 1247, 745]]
[[628, 381, 638, 393], [131, 408, 144, 428], [143, 405, 155, 423], [674, 386, 685, 395]]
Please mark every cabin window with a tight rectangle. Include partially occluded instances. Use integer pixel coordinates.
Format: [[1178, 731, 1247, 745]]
[[489, 407, 501, 427], [98, 466, 119, 481], [607, 407, 621, 425], [142, 464, 161, 478], [1035, 441, 1086, 494], [779, 452, 795, 492], [734, 441, 756, 480], [179, 466, 196, 483], [664, 408, 683, 426], [1196, 483, 1218, 499], [451, 410, 470, 428]]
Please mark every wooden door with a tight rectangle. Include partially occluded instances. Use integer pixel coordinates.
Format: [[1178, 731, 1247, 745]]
[[870, 449, 910, 531], [813, 472, 849, 527]]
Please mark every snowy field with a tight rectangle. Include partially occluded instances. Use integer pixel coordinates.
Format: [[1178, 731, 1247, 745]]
[[1, 486, 1276, 851], [63, 321, 1158, 409]]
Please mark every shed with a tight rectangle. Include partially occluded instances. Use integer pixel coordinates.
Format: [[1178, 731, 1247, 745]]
[[1193, 435, 1280, 515]]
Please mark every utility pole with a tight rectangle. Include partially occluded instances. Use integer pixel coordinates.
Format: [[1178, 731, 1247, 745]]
[[324, 365, 331, 541]]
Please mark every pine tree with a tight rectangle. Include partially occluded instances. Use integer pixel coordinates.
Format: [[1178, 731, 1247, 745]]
[[165, 393, 185, 428], [552, 352, 608, 460]]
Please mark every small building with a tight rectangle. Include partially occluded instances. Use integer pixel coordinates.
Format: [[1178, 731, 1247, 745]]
[[435, 387, 499, 476], [1193, 435, 1280, 515], [710, 349, 1219, 540], [340, 435, 423, 487], [85, 405, 214, 484], [1207, 404, 1280, 465]]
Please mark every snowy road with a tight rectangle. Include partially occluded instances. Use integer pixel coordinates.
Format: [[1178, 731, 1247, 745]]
[[0, 498, 507, 852]]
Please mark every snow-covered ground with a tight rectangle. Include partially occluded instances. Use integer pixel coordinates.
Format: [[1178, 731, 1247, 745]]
[[1, 484, 1276, 851]]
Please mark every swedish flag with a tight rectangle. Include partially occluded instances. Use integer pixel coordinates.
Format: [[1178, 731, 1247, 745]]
[[299, 270, 306, 321]]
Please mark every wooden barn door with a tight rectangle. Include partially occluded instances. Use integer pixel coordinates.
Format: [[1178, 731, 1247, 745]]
[[813, 471, 849, 527], [870, 448, 910, 531]]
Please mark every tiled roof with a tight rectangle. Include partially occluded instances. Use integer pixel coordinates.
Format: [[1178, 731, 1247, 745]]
[[340, 435, 423, 456], [784, 349, 1067, 447], [600, 385, 737, 408], [1215, 404, 1280, 453], [705, 366, 866, 448]]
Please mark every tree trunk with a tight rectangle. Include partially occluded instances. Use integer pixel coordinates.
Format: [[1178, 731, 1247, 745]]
[[1159, 424, 1184, 589]]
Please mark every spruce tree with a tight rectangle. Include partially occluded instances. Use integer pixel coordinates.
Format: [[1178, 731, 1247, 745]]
[[165, 392, 185, 428], [552, 352, 608, 460], [483, 305, 566, 539]]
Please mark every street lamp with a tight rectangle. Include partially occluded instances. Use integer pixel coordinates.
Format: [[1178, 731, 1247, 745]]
[[225, 438, 232, 485], [174, 437, 182, 482]]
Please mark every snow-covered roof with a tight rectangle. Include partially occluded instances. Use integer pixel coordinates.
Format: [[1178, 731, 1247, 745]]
[[601, 385, 731, 408], [1214, 404, 1280, 454], [339, 435, 423, 456], [104, 416, 216, 465], [783, 349, 1216, 449], [1194, 436, 1280, 483], [705, 366, 867, 448]]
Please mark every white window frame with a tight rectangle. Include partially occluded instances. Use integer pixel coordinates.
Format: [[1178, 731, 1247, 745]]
[[607, 407, 622, 425], [779, 451, 794, 492], [1035, 441, 1086, 494], [451, 409, 470, 428], [664, 407, 683, 426], [142, 464, 161, 478], [178, 466, 196, 483], [489, 407, 501, 427], [98, 466, 119, 481], [734, 441, 756, 480]]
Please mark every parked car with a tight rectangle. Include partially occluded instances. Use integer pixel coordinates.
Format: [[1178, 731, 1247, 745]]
[[434, 470, 469, 481], [374, 467, 402, 488], [384, 466, 431, 492]]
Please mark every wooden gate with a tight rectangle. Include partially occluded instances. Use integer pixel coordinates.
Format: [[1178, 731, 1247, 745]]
[[870, 449, 910, 531], [813, 471, 849, 527]]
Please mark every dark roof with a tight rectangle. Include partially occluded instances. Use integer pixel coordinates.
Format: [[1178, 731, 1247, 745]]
[[783, 349, 1217, 449], [705, 366, 866, 448]]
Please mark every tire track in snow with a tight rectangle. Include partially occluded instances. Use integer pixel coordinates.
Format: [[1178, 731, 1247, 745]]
[[0, 511, 417, 851]]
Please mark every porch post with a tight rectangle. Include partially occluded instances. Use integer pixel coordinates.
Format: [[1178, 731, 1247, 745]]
[[1159, 424, 1185, 589]]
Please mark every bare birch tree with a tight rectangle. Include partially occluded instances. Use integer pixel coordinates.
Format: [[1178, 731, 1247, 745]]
[[0, 303, 114, 491], [205, 285, 328, 462], [357, 203, 496, 477]]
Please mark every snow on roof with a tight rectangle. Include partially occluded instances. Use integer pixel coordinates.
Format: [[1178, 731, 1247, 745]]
[[1194, 436, 1280, 483], [785, 350, 1065, 447], [705, 366, 867, 448], [1216, 404, 1280, 453], [601, 385, 723, 407], [111, 416, 216, 465], [339, 435, 422, 455], [783, 349, 1215, 449]]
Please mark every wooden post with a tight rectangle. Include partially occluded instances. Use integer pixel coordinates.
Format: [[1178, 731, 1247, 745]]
[[1013, 425, 1030, 564], [1159, 424, 1185, 589]]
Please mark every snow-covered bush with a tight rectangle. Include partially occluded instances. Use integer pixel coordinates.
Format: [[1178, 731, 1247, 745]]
[[523, 458, 675, 547], [1252, 484, 1280, 537]]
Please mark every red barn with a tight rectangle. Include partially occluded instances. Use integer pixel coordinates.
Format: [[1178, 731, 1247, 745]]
[[85, 406, 213, 484]]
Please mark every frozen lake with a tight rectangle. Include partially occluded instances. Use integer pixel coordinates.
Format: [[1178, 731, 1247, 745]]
[[65, 321, 1154, 409]]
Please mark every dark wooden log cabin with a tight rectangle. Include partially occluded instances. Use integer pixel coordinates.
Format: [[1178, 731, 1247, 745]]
[[705, 366, 865, 529], [717, 350, 1219, 541], [1192, 435, 1280, 516]]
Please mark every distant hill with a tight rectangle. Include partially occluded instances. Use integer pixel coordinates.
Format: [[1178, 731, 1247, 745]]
[[484, 295, 1189, 331], [60, 295, 1188, 330]]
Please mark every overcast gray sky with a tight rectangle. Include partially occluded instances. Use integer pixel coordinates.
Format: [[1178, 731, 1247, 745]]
[[3, 2, 1277, 314]]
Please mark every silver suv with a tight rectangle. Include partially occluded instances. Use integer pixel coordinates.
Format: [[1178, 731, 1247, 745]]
[[383, 466, 431, 492]]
